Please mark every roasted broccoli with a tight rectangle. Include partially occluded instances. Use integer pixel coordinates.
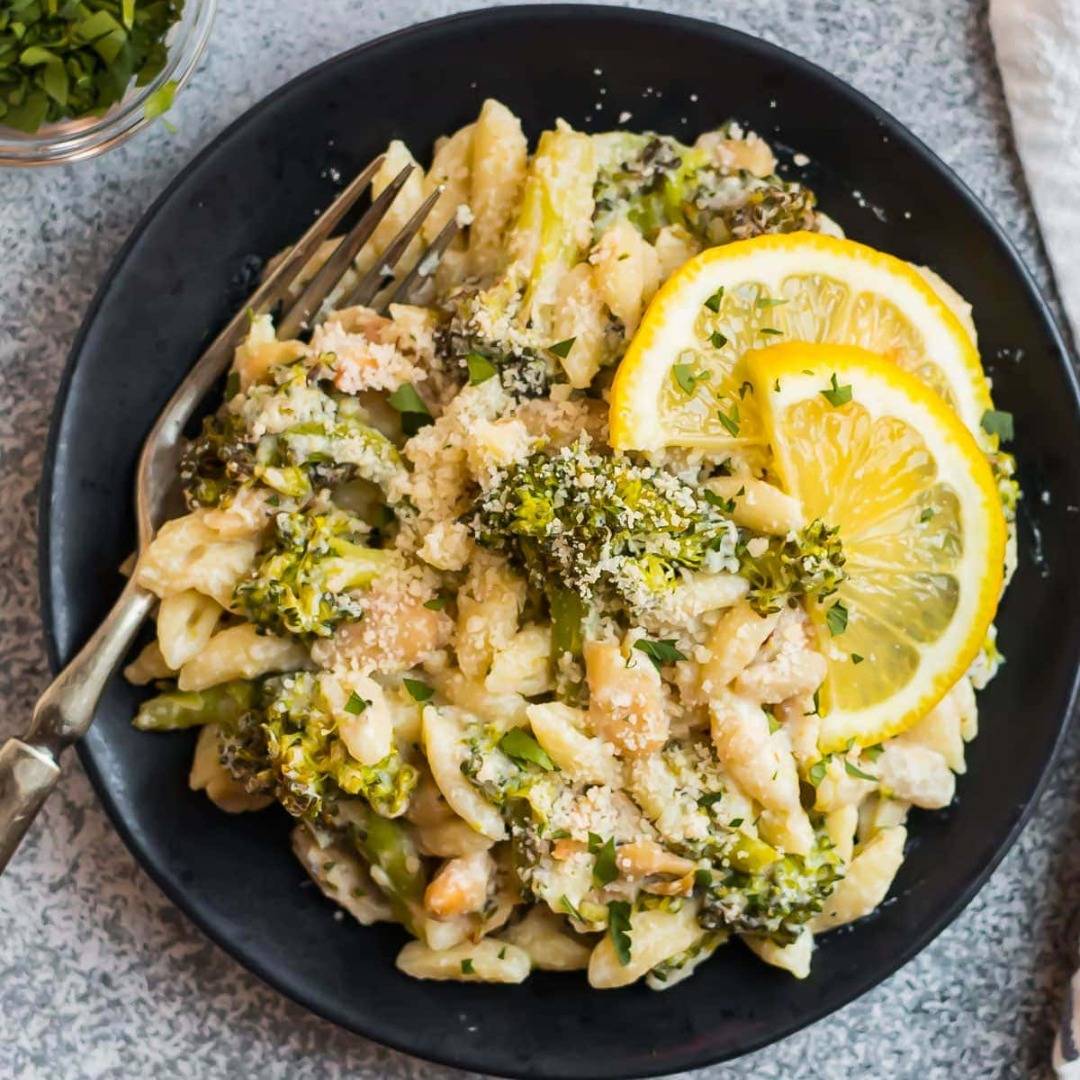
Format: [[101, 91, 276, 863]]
[[218, 673, 417, 821], [233, 508, 395, 638], [738, 520, 847, 616], [180, 357, 406, 512], [470, 441, 740, 603], [694, 829, 842, 945], [593, 130, 819, 246], [133, 680, 256, 732]]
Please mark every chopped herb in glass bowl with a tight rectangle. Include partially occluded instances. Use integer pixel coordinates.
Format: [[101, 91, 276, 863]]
[[0, 0, 216, 166]]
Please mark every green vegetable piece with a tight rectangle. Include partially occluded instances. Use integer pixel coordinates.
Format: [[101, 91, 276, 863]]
[[633, 637, 687, 671], [388, 382, 433, 437], [717, 403, 740, 436], [498, 728, 556, 771], [607, 900, 633, 966], [403, 678, 434, 703], [807, 758, 829, 787], [133, 681, 255, 732], [981, 409, 1014, 442], [143, 79, 178, 123], [826, 600, 849, 636], [710, 331, 728, 349], [548, 337, 576, 359], [672, 363, 711, 396], [820, 373, 853, 407], [845, 760, 876, 782], [592, 836, 619, 886], [345, 692, 369, 716], [851, 652, 864, 665], [704, 287, 725, 313], [352, 809, 427, 935], [461, 958, 475, 974], [466, 351, 497, 385]]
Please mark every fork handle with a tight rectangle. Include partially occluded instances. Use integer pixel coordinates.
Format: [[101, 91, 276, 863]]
[[0, 575, 155, 873], [0, 740, 61, 870]]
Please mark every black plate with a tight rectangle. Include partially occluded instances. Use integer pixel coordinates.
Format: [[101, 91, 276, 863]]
[[40, 6, 1080, 1078]]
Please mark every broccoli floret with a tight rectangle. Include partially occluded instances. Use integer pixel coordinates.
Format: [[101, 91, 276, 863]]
[[181, 357, 407, 513], [233, 508, 396, 638], [696, 829, 842, 945], [180, 411, 256, 509], [441, 283, 559, 401], [738, 520, 847, 616], [471, 441, 739, 604], [220, 673, 418, 821], [592, 129, 819, 246]]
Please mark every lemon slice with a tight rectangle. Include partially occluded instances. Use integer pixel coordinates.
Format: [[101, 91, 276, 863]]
[[746, 343, 1005, 751], [610, 232, 992, 452]]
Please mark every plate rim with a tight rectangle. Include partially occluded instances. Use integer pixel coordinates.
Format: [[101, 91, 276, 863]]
[[37, 5, 1080, 1077]]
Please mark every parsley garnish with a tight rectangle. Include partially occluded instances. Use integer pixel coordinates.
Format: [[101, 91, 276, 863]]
[[224, 371, 240, 399], [820, 373, 853, 407], [499, 728, 555, 771], [633, 638, 687, 671], [424, 593, 450, 611], [498, 946, 507, 959], [388, 383, 433, 436], [764, 706, 780, 734], [694, 868, 713, 889], [672, 363, 711, 396], [591, 836, 619, 886], [466, 351, 497, 385], [863, 744, 884, 762], [607, 901, 633, 966], [717, 403, 741, 436], [344, 691, 369, 715], [704, 488, 736, 513], [981, 409, 1014, 442], [461, 958, 475, 975], [758, 327, 783, 337], [851, 653, 864, 665], [559, 895, 583, 921], [549, 337, 576, 359], [808, 758, 829, 787], [698, 791, 725, 809], [402, 678, 434, 703], [710, 331, 728, 349], [755, 297, 787, 309], [826, 600, 849, 636], [728, 817, 744, 828], [919, 508, 935, 524], [704, 287, 725, 313], [739, 380, 754, 399], [845, 760, 876, 782]]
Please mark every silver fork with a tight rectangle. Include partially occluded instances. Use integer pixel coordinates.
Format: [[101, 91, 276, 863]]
[[0, 157, 457, 873]]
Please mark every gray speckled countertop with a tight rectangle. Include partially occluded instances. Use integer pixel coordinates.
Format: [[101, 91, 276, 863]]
[[1, 1, 1077, 1077]]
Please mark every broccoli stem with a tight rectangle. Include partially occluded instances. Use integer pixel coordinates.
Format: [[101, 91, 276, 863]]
[[134, 681, 255, 732], [350, 809, 427, 935]]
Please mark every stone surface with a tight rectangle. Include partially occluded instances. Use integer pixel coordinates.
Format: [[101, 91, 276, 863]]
[[0, 1, 1076, 1078]]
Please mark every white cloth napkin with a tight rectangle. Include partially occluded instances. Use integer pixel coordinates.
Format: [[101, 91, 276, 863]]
[[990, 0, 1080, 340], [990, 2, 1080, 1073]]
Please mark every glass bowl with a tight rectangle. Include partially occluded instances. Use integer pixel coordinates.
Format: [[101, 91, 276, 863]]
[[0, 0, 216, 168]]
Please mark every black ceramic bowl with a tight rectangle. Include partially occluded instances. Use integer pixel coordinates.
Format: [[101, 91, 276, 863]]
[[41, 6, 1080, 1078]]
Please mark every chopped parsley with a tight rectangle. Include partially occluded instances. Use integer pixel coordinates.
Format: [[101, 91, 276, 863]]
[[402, 678, 434, 703], [559, 895, 584, 921], [758, 327, 783, 337], [826, 600, 849, 636], [499, 728, 555, 771], [590, 836, 619, 886], [672, 363, 711, 396], [807, 757, 829, 787], [919, 507, 935, 524], [607, 900, 633, 966], [633, 637, 687, 671], [981, 409, 1014, 442], [820, 373, 853, 407], [424, 593, 450, 611], [461, 958, 475, 975], [388, 382, 433, 436], [755, 297, 787, 309], [466, 351, 497, 385], [851, 653, 864, 665], [704, 287, 725, 313], [549, 337, 576, 359], [845, 760, 876, 782], [344, 692, 369, 716], [710, 331, 728, 349], [717, 402, 741, 436], [863, 744, 884, 762]]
